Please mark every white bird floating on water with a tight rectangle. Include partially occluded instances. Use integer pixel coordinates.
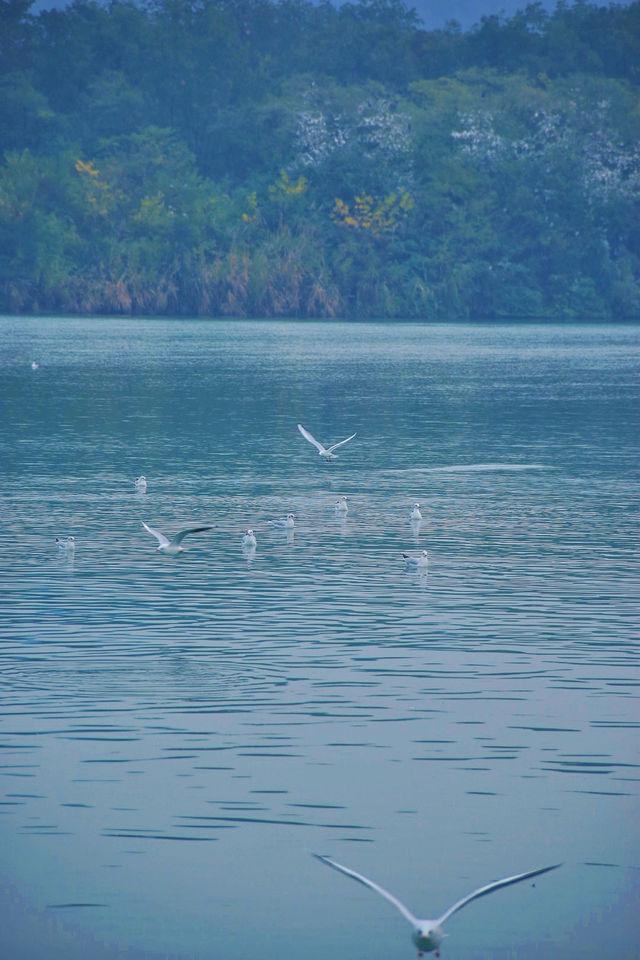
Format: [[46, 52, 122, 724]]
[[31, 361, 39, 370], [135, 476, 147, 491], [141, 521, 212, 554], [314, 855, 561, 958], [403, 549, 428, 569], [242, 529, 257, 550], [410, 503, 423, 521], [335, 496, 348, 514], [268, 514, 295, 529], [56, 536, 76, 550], [297, 423, 357, 461]]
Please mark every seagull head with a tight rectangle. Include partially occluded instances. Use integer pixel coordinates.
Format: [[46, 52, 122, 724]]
[[412, 922, 444, 952]]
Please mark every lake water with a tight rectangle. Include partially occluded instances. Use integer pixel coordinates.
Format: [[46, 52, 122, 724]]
[[0, 318, 638, 960]]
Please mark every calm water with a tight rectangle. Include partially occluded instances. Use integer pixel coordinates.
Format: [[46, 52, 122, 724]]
[[0, 318, 638, 960]]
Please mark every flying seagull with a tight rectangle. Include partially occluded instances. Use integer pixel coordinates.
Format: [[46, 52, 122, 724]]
[[313, 855, 561, 957], [141, 521, 212, 554], [297, 423, 357, 460]]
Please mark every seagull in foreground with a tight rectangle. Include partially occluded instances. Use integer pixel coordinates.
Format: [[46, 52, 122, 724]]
[[403, 549, 428, 569], [56, 536, 76, 550], [314, 855, 561, 957], [410, 503, 423, 521], [335, 496, 348, 514], [268, 514, 295, 529], [242, 529, 257, 550], [297, 423, 357, 460], [141, 521, 212, 554], [135, 476, 147, 491]]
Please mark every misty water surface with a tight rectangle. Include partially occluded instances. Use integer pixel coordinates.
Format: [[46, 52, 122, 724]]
[[0, 318, 638, 960]]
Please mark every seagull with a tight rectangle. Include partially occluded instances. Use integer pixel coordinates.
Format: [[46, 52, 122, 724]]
[[403, 549, 428, 569], [410, 503, 422, 521], [268, 514, 295, 529], [297, 423, 357, 461], [31, 361, 39, 370], [141, 521, 212, 554], [335, 496, 348, 514], [314, 855, 561, 957], [56, 536, 76, 550], [242, 529, 257, 550], [135, 476, 147, 491]]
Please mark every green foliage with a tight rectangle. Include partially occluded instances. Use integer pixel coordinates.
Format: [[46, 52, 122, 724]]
[[0, 0, 638, 317]]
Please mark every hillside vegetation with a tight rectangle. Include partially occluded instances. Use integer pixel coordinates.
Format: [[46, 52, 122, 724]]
[[1, 0, 639, 318]]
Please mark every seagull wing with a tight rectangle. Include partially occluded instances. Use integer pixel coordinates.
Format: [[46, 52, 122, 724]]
[[327, 432, 357, 454], [314, 855, 418, 926], [141, 521, 170, 548], [437, 863, 562, 926], [170, 525, 214, 546], [298, 423, 328, 455]]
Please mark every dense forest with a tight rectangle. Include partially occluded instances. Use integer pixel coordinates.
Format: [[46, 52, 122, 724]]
[[1, 0, 639, 319]]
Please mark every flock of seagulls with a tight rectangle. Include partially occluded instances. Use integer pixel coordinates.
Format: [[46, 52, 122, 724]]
[[314, 855, 561, 957], [48, 415, 564, 954], [55, 425, 429, 569]]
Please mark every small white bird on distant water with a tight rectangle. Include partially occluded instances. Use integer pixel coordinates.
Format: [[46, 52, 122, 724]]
[[335, 496, 348, 514], [141, 521, 212, 554], [403, 549, 428, 569], [31, 361, 39, 370], [56, 536, 76, 550], [242, 529, 257, 550], [297, 423, 357, 460], [314, 855, 561, 957], [268, 514, 295, 529], [135, 476, 147, 491], [410, 503, 422, 521]]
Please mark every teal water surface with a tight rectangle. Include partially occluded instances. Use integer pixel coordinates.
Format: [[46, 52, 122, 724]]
[[1, 318, 638, 960]]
